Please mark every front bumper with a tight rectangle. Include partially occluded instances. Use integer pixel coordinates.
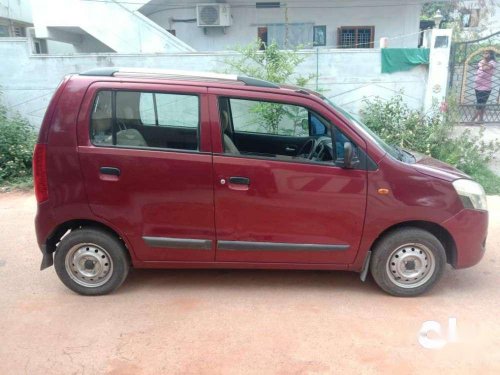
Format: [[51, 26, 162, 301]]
[[442, 208, 488, 269]]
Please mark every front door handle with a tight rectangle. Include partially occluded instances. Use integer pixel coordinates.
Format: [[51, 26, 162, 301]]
[[99, 167, 121, 181], [100, 167, 121, 176], [229, 176, 250, 185]]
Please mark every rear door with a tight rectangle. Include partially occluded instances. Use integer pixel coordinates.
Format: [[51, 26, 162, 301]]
[[209, 89, 368, 264], [77, 82, 215, 262]]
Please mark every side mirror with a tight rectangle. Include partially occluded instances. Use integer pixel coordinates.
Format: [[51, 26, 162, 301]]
[[343, 142, 357, 169]]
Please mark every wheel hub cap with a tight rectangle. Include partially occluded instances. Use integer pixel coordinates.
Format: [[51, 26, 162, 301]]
[[386, 243, 436, 289], [65, 244, 113, 288]]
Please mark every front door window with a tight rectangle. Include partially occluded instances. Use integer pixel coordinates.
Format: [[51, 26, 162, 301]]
[[219, 97, 362, 167]]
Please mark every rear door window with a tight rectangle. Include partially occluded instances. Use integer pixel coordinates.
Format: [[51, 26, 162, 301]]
[[90, 90, 199, 151]]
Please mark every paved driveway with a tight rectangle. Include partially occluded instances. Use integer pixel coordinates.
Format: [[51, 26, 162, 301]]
[[0, 192, 499, 374]]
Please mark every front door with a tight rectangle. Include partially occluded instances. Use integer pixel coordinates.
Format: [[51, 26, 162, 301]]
[[77, 82, 215, 262], [209, 89, 367, 264]]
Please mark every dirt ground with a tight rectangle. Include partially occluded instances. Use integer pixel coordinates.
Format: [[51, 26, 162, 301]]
[[0, 192, 499, 375]]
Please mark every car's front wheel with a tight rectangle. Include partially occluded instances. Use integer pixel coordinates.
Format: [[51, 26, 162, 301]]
[[54, 228, 130, 295], [370, 227, 446, 297]]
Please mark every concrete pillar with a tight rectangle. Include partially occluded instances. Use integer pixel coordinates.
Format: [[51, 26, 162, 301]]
[[423, 28, 453, 112]]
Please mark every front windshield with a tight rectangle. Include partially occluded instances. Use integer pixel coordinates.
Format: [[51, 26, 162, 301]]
[[317, 94, 406, 161]]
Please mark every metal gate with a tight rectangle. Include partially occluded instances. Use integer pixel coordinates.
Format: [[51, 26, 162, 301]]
[[448, 31, 500, 124]]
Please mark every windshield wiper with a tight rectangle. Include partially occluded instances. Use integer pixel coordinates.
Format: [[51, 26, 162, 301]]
[[392, 145, 416, 163], [402, 149, 416, 163], [392, 145, 406, 161]]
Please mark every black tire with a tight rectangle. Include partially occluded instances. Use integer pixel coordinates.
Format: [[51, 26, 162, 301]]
[[370, 227, 446, 297], [54, 228, 130, 295]]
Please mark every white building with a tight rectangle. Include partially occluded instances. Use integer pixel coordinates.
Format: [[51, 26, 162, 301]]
[[30, 0, 194, 53], [144, 0, 424, 51], [28, 0, 427, 53], [0, 0, 32, 37]]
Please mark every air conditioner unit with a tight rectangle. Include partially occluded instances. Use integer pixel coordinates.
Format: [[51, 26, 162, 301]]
[[197, 3, 231, 27]]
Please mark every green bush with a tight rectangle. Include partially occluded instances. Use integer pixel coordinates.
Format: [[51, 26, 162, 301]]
[[0, 95, 37, 185], [223, 39, 315, 86], [361, 94, 500, 194]]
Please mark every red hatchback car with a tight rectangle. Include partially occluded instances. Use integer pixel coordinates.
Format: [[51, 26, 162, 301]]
[[33, 68, 488, 296]]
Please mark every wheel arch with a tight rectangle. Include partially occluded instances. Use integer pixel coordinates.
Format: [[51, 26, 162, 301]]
[[370, 220, 457, 266], [45, 219, 134, 263]]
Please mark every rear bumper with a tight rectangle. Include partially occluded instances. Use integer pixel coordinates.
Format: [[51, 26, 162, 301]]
[[442, 208, 488, 269]]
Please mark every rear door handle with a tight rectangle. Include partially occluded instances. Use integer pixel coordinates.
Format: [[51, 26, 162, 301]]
[[100, 167, 121, 176], [229, 176, 250, 185]]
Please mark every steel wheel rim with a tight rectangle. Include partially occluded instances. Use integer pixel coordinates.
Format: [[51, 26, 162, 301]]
[[65, 243, 113, 288], [386, 243, 436, 289]]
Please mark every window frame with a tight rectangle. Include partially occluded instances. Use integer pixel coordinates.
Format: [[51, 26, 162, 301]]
[[313, 25, 327, 47], [215, 94, 374, 170], [89, 88, 202, 154], [462, 8, 480, 28], [337, 26, 375, 48], [256, 2, 281, 8], [257, 26, 268, 49]]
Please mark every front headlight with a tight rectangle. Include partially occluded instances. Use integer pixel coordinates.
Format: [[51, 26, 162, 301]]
[[452, 179, 487, 211]]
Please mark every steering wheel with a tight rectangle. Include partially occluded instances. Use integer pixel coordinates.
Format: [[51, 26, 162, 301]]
[[296, 138, 318, 159]]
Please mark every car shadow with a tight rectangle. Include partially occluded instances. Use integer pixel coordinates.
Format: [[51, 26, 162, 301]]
[[118, 267, 382, 296], [116, 264, 491, 298]]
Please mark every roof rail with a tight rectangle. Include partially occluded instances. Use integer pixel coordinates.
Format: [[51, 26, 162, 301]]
[[79, 68, 280, 89], [80, 68, 119, 76]]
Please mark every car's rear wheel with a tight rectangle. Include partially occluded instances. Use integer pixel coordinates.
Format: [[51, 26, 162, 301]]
[[370, 227, 446, 297], [54, 228, 130, 295]]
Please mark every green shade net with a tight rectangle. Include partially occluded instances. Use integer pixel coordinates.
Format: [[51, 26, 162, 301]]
[[381, 48, 430, 73]]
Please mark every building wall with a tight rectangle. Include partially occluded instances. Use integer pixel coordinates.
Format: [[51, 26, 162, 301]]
[[0, 38, 428, 127], [0, 0, 32, 37], [143, 0, 423, 51], [0, 0, 32, 23], [31, 0, 195, 53]]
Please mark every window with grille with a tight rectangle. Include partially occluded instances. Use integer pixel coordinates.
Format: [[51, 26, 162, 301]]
[[13, 26, 25, 37], [338, 26, 374, 48]]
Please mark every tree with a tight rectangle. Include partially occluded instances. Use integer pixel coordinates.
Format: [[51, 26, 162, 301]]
[[421, 1, 497, 41], [421, 1, 459, 22], [222, 39, 315, 133]]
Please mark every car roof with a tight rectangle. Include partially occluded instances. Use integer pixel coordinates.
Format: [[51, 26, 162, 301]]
[[75, 67, 327, 103]]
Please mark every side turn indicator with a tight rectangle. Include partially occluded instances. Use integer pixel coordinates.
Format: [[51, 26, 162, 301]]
[[378, 188, 390, 195]]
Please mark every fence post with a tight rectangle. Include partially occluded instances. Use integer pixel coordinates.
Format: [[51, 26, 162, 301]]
[[423, 28, 453, 112], [316, 47, 319, 91]]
